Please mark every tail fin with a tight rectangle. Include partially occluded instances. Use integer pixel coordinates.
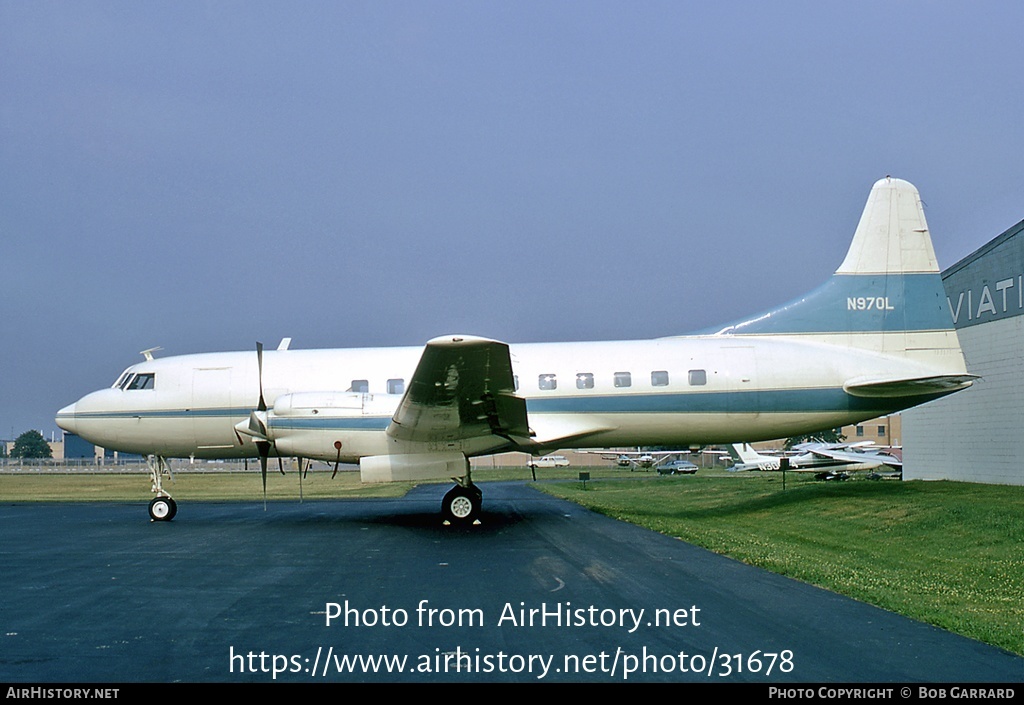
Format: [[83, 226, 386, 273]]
[[728, 443, 763, 464], [714, 178, 969, 378]]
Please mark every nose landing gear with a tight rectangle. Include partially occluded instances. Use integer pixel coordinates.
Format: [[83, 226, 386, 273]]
[[148, 495, 177, 521], [146, 455, 177, 522]]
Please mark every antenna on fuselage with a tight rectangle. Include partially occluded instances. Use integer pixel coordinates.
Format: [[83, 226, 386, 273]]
[[140, 347, 163, 361]]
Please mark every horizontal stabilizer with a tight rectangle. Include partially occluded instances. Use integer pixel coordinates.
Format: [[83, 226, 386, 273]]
[[843, 374, 977, 398]]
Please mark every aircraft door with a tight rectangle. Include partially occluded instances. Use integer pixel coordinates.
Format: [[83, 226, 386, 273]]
[[191, 367, 236, 454], [724, 346, 759, 420]]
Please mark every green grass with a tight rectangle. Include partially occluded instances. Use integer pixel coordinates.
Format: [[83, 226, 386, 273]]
[[539, 470, 1024, 657], [0, 469, 413, 502], [0, 464, 623, 502], [2, 466, 1022, 656]]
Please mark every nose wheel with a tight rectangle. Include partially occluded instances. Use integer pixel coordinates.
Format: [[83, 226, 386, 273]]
[[146, 455, 177, 521], [442, 484, 481, 525], [148, 496, 177, 521]]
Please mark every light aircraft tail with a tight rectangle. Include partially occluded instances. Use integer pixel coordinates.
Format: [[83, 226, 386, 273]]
[[713, 177, 974, 397], [727, 443, 763, 465]]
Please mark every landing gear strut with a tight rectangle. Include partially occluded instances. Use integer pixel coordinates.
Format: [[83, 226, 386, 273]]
[[146, 455, 177, 522]]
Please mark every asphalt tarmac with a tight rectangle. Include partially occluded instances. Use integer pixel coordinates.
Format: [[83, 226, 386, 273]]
[[1, 481, 1022, 683]]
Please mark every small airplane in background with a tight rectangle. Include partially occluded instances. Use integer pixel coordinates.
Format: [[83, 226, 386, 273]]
[[589, 449, 690, 471], [57, 178, 973, 524], [727, 441, 903, 475]]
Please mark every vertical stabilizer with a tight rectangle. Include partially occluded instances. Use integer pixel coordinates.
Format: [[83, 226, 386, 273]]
[[712, 179, 960, 353], [728, 443, 762, 464], [836, 177, 939, 276], [706, 177, 972, 388]]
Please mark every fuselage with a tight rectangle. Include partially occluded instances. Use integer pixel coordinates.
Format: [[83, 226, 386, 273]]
[[56, 333, 949, 463]]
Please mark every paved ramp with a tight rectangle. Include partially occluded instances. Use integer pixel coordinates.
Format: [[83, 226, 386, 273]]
[[1, 482, 1021, 683]]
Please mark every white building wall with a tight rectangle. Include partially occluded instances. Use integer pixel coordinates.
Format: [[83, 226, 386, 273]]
[[903, 285, 1024, 484]]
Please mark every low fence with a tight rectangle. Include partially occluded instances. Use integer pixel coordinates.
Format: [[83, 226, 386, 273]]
[[0, 458, 256, 474]]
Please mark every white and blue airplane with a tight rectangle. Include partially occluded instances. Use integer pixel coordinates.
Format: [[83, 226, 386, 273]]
[[726, 442, 903, 474], [56, 177, 975, 523]]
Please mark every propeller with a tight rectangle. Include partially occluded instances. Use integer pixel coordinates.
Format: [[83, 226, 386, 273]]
[[254, 342, 271, 509], [297, 457, 309, 502], [231, 342, 288, 510], [233, 342, 299, 510]]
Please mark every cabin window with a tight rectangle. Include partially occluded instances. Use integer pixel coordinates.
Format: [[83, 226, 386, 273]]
[[576, 373, 594, 389], [651, 370, 669, 387], [613, 371, 631, 388], [387, 378, 405, 395], [688, 369, 707, 386], [350, 379, 369, 393], [126, 373, 155, 390], [538, 374, 557, 390]]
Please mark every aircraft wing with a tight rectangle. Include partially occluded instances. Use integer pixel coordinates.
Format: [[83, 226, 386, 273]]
[[386, 336, 531, 450], [803, 445, 902, 469]]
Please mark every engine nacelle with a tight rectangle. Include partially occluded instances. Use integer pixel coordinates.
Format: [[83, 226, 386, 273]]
[[267, 391, 402, 461], [359, 452, 468, 484], [272, 391, 400, 416]]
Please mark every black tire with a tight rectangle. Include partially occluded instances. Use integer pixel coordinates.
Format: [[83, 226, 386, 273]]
[[442, 486, 480, 525], [149, 496, 176, 522]]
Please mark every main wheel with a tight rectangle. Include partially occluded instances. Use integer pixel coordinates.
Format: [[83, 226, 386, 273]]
[[442, 486, 480, 525], [148, 496, 177, 522]]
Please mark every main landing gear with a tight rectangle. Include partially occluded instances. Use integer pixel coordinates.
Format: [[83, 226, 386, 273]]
[[441, 483, 482, 524], [146, 455, 177, 522], [441, 458, 482, 525]]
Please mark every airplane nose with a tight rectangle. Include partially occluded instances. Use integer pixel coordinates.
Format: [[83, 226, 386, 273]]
[[56, 402, 78, 435]]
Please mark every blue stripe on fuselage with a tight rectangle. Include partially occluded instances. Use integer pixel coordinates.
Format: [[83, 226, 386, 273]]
[[523, 387, 949, 415], [65, 385, 955, 430], [708, 273, 951, 335]]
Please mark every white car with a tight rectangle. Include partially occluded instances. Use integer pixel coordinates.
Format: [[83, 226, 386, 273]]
[[529, 455, 570, 468]]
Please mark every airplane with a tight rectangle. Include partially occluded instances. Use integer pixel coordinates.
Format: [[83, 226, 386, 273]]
[[598, 450, 689, 471], [726, 441, 903, 474], [628, 452, 665, 470], [56, 177, 975, 524]]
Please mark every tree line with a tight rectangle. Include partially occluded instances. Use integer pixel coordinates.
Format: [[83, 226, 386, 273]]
[[5, 430, 54, 459]]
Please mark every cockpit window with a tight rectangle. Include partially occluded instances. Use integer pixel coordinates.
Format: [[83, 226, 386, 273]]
[[113, 371, 132, 389], [126, 373, 155, 390]]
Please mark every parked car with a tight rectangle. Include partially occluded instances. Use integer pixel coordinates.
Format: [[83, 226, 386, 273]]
[[529, 455, 570, 469], [658, 459, 698, 475]]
